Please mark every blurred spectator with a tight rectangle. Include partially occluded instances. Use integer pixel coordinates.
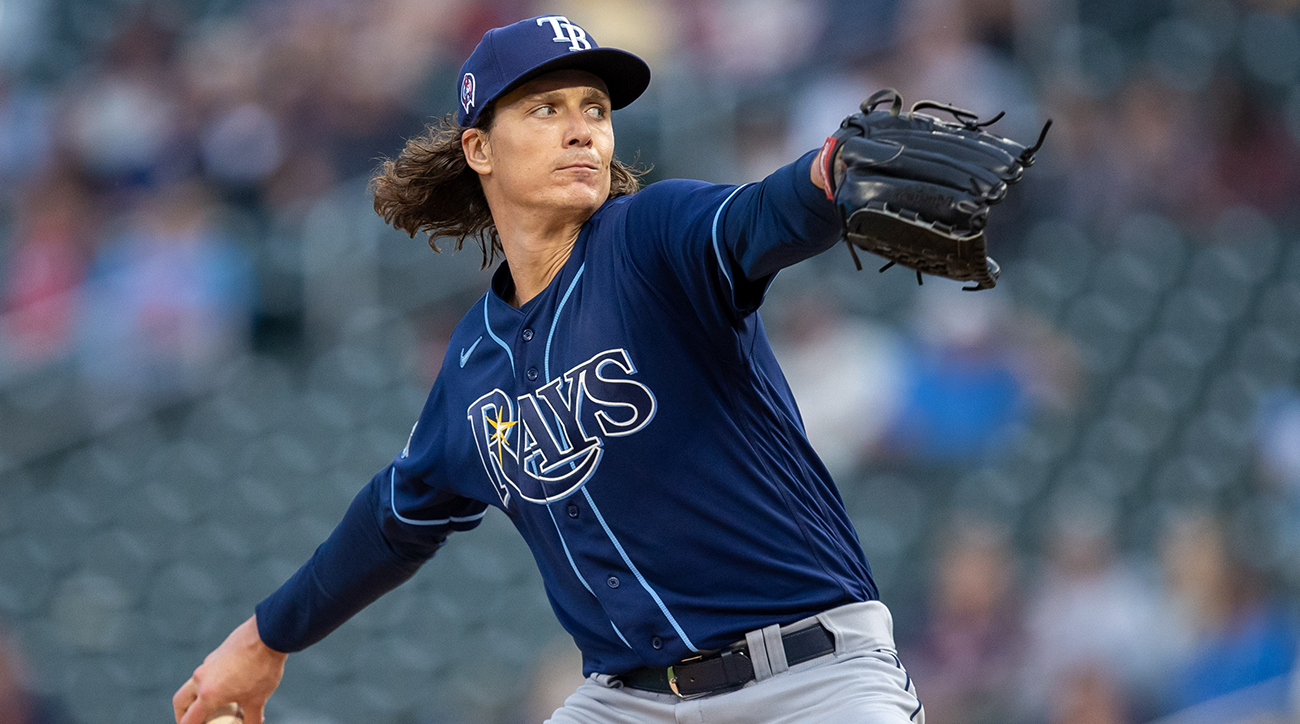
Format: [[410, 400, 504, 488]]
[[1018, 496, 1188, 723], [1210, 81, 1300, 218], [1113, 76, 1216, 224], [909, 518, 1024, 724], [1050, 666, 1128, 724], [1159, 512, 1299, 715], [0, 170, 92, 369], [692, 0, 827, 79], [1049, 73, 1218, 231], [63, 17, 186, 189], [888, 0, 1039, 141], [202, 102, 285, 189], [77, 182, 252, 399], [880, 286, 1028, 461]]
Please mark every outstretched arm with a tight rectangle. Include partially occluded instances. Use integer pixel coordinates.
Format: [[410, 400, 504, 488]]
[[252, 474, 455, 653], [172, 460, 484, 722], [617, 147, 841, 332], [718, 148, 842, 285]]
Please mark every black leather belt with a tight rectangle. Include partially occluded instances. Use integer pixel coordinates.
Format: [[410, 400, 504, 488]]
[[616, 623, 835, 699]]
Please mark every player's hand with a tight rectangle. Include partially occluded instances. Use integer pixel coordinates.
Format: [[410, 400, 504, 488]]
[[173, 615, 287, 724]]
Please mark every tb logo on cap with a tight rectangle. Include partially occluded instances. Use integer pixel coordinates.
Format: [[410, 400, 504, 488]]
[[536, 15, 591, 51]]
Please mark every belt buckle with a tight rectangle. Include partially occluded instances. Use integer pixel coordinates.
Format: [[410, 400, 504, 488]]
[[666, 655, 704, 699]]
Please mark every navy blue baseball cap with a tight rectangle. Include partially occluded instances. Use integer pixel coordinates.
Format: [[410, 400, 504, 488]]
[[456, 15, 651, 127]]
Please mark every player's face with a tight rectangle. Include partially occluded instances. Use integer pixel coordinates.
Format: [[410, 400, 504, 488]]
[[465, 70, 614, 219]]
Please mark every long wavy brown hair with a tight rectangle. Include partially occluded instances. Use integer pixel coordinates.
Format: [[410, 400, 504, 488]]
[[371, 108, 644, 268]]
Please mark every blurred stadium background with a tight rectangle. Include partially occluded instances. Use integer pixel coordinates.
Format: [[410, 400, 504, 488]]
[[1, 0, 1299, 722]]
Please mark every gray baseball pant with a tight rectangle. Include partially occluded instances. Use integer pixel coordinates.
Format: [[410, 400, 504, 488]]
[[545, 601, 925, 724]]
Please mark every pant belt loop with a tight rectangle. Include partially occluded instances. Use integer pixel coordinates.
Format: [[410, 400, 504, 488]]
[[762, 623, 789, 675], [744, 628, 773, 681]]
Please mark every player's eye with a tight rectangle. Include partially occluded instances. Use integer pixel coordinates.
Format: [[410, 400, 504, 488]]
[[533, 105, 556, 117], [586, 105, 607, 119]]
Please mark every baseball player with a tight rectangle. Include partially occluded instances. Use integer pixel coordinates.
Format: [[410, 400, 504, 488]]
[[174, 14, 1043, 724]]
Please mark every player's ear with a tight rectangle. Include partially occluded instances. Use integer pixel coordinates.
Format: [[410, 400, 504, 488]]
[[462, 128, 492, 176]]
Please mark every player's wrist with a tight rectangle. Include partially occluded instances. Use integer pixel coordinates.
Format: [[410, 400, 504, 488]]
[[247, 614, 289, 659], [811, 143, 829, 192]]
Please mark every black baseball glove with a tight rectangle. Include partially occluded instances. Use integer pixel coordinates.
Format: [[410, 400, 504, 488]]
[[820, 89, 1050, 290]]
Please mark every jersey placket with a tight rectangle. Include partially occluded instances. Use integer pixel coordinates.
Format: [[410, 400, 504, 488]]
[[525, 265, 699, 662], [507, 273, 639, 651]]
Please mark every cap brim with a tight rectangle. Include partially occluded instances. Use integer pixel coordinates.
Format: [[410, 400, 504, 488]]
[[491, 48, 651, 113]]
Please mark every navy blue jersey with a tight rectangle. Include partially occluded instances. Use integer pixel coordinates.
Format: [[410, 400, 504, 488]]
[[256, 151, 877, 675]]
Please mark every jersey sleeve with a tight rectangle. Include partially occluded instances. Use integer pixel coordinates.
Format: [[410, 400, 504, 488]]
[[621, 149, 841, 320], [254, 386, 488, 653]]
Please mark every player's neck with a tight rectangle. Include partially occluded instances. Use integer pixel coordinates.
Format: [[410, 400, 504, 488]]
[[494, 212, 585, 308]]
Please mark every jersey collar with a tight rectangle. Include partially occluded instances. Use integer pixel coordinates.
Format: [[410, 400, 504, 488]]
[[487, 222, 594, 316]]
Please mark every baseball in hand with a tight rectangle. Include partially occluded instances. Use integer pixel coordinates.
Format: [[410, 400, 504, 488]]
[[205, 703, 244, 723]]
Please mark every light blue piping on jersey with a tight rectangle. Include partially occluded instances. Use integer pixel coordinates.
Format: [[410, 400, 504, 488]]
[[546, 263, 585, 463], [711, 184, 753, 297], [610, 619, 632, 649], [545, 263, 585, 384], [389, 468, 487, 526], [483, 295, 514, 374], [544, 471, 631, 649], [581, 488, 699, 652]]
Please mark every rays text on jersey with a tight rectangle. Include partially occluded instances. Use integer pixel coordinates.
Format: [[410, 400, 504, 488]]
[[466, 348, 656, 508]]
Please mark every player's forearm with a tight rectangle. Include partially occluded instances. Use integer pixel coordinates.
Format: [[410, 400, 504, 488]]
[[254, 476, 446, 653], [725, 149, 842, 281]]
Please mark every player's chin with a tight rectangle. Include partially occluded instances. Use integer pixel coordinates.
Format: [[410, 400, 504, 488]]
[[549, 178, 610, 210], [553, 168, 606, 189]]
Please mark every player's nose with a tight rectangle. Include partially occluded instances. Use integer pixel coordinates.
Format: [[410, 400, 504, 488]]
[[564, 110, 593, 147]]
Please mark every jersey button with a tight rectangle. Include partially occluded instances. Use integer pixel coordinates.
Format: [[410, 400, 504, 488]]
[[567, 504, 579, 518], [526, 367, 538, 381], [651, 637, 663, 650], [522, 328, 534, 342], [607, 576, 620, 589]]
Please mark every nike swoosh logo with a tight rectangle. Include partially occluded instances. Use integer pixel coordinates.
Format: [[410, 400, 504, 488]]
[[460, 337, 483, 368]]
